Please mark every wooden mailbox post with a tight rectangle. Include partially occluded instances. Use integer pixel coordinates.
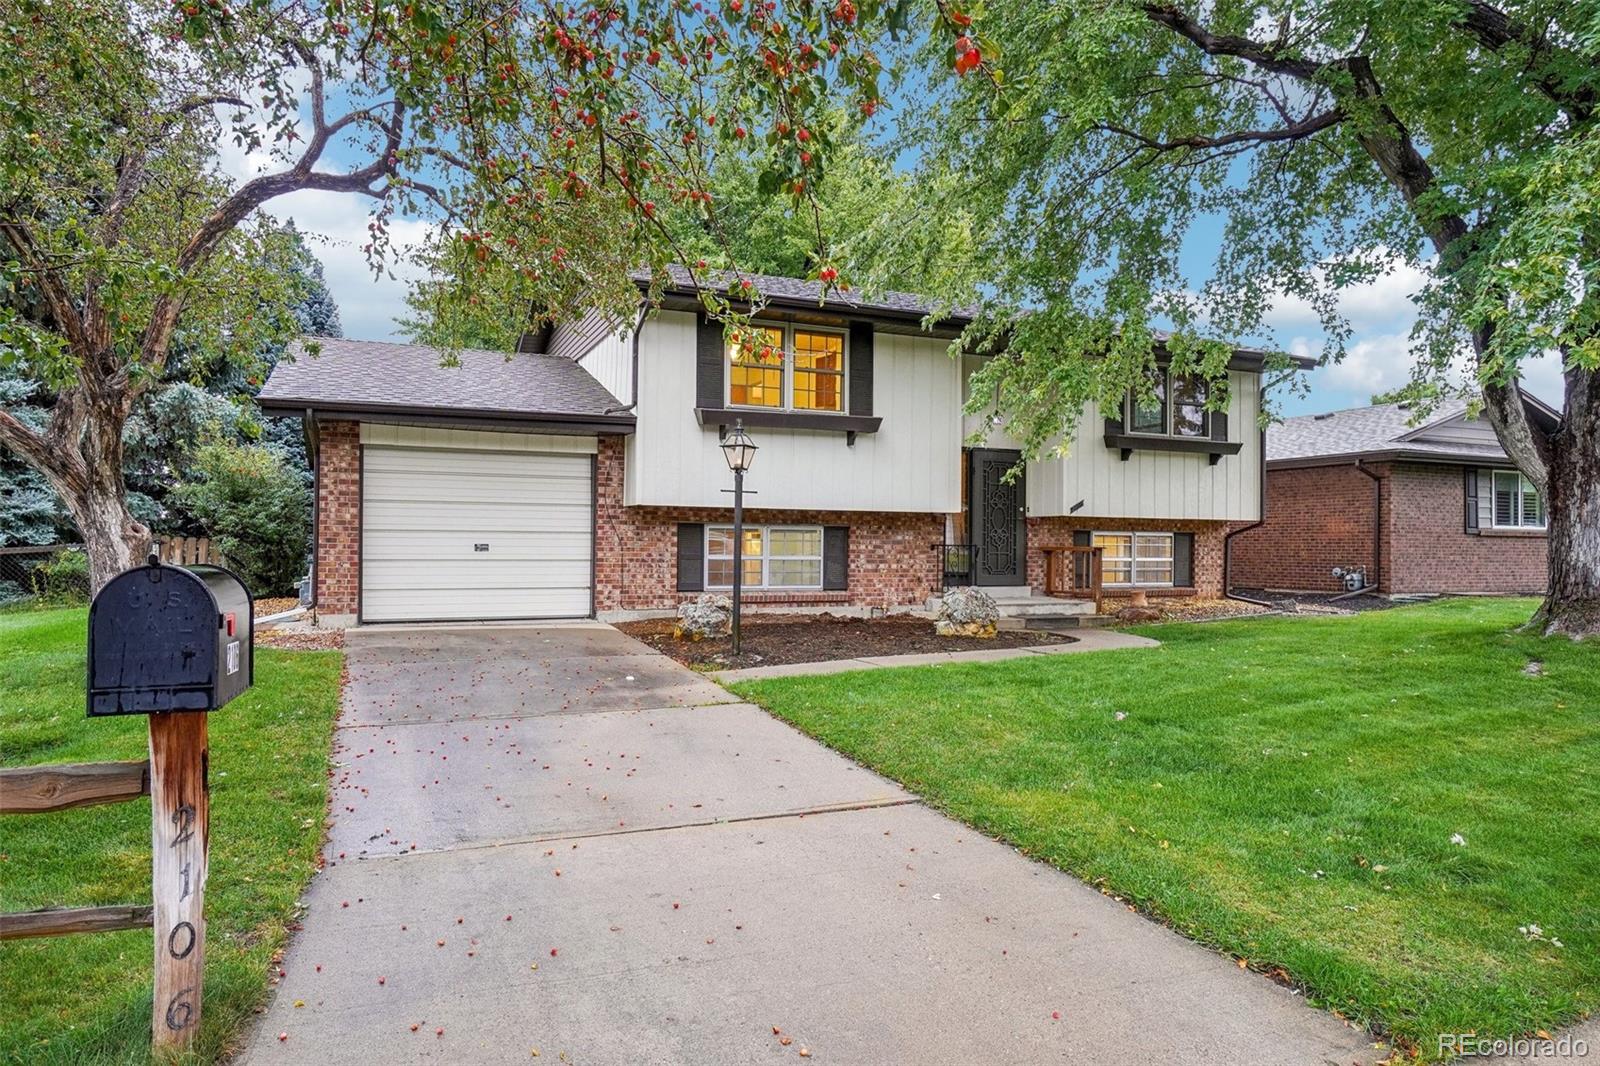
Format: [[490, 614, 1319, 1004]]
[[18, 555, 254, 1054]]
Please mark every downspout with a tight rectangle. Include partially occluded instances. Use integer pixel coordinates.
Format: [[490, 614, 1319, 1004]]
[[1224, 423, 1272, 606], [303, 410, 319, 611], [1353, 458, 1384, 594], [603, 304, 649, 415]]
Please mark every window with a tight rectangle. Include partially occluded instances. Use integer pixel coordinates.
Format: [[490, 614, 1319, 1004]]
[[1491, 471, 1546, 529], [729, 326, 785, 408], [707, 525, 824, 589], [1127, 368, 1209, 438], [727, 324, 847, 412], [1092, 531, 1175, 587]]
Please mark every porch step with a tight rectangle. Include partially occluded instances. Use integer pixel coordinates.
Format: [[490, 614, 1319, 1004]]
[[1017, 614, 1121, 631], [931, 588, 1098, 618]]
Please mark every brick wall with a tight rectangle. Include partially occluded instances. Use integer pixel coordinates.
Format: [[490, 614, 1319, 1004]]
[[594, 437, 942, 613], [1230, 464, 1381, 592], [313, 421, 361, 618], [1026, 516, 1230, 598], [1385, 462, 1547, 594], [1229, 460, 1547, 594]]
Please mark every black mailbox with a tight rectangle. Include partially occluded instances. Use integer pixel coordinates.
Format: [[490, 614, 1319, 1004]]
[[87, 557, 254, 717]]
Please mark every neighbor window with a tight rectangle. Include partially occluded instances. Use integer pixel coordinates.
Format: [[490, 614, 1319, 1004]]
[[1491, 471, 1546, 529], [1126, 368, 1209, 438], [707, 525, 824, 589], [1092, 531, 1175, 587], [727, 325, 847, 412]]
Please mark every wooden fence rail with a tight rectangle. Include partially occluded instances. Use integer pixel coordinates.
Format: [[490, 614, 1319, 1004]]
[[0, 762, 157, 943], [1, 905, 156, 941], [1, 760, 151, 814]]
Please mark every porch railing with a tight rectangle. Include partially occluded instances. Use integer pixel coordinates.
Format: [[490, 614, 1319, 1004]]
[[932, 543, 976, 590], [1042, 546, 1106, 613]]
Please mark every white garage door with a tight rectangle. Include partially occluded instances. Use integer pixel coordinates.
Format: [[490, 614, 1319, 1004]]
[[361, 439, 593, 622]]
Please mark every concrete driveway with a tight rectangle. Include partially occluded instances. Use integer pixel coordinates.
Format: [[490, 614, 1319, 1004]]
[[242, 623, 1383, 1065]]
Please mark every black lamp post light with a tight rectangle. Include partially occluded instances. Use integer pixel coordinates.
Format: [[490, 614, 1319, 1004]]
[[719, 419, 758, 655]]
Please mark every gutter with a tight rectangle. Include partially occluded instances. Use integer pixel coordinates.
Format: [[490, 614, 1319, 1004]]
[[604, 304, 649, 415], [1223, 423, 1271, 605], [1353, 459, 1385, 593]]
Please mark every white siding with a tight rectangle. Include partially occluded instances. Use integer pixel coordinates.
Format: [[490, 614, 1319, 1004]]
[[579, 325, 633, 407], [624, 311, 963, 512], [359, 426, 595, 621], [965, 364, 1264, 522]]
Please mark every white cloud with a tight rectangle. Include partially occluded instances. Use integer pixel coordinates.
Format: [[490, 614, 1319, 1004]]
[[1261, 253, 1431, 334]]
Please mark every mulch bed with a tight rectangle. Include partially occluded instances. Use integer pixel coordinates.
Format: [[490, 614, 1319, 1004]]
[[253, 596, 300, 619], [616, 614, 1073, 670], [1231, 589, 1410, 614], [255, 627, 344, 651]]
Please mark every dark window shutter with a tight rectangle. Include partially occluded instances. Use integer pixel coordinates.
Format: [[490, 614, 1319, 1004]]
[[1173, 532, 1194, 587], [848, 323, 873, 416], [1072, 529, 1092, 547], [1209, 410, 1229, 442], [823, 526, 850, 590], [696, 316, 724, 410], [1464, 468, 1480, 532], [677, 523, 705, 592]]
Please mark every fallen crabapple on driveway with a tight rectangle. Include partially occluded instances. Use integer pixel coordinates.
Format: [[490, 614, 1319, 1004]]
[[240, 622, 1383, 1065]]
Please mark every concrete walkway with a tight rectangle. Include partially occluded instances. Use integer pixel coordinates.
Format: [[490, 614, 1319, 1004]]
[[241, 623, 1383, 1065], [712, 627, 1159, 682]]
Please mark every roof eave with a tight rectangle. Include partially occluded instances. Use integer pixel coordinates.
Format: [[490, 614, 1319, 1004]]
[[1267, 447, 1513, 469], [258, 397, 637, 435]]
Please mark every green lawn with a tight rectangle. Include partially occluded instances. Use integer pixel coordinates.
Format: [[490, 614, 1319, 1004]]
[[731, 598, 1600, 1056], [0, 609, 342, 1065]]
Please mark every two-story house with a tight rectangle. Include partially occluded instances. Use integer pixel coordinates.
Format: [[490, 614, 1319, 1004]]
[[259, 268, 1307, 624]]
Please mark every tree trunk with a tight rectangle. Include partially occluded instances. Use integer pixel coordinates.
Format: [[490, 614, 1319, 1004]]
[[1529, 368, 1600, 639], [48, 405, 151, 597]]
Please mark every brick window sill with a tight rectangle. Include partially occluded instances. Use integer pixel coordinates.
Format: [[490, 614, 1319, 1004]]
[[698, 590, 849, 605], [1476, 528, 1548, 539]]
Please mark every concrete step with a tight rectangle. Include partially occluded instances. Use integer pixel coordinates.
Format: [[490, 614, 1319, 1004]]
[[1018, 614, 1121, 631], [996, 599, 1098, 618]]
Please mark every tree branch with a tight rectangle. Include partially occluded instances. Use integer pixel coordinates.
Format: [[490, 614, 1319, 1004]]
[[1141, 4, 1328, 80], [1094, 107, 1343, 152], [1457, 1, 1595, 121], [0, 405, 81, 492]]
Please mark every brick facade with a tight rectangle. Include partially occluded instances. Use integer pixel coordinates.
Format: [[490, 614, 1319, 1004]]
[[1231, 464, 1381, 593], [1385, 462, 1546, 594], [313, 420, 362, 620], [1026, 516, 1230, 599], [1230, 460, 1546, 594], [593, 437, 942, 613]]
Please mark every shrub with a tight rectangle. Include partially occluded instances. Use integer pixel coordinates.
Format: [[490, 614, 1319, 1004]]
[[175, 441, 309, 597], [29, 547, 91, 606]]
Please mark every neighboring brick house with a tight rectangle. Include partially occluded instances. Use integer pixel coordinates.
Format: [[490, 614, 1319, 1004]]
[[260, 268, 1308, 625], [1231, 398, 1558, 596]]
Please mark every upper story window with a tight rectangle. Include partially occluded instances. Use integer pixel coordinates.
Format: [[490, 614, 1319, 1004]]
[[728, 325, 847, 413], [1128, 367, 1209, 438], [1492, 470, 1546, 529]]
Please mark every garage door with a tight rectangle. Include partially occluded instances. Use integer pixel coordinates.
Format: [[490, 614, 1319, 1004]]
[[361, 440, 593, 622]]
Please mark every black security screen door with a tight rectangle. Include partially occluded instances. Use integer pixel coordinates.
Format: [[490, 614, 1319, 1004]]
[[969, 449, 1026, 585]]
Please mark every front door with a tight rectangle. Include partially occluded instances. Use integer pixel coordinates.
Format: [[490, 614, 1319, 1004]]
[[968, 449, 1026, 586]]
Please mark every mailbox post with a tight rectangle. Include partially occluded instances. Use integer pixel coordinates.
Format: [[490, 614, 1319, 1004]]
[[87, 556, 253, 1053]]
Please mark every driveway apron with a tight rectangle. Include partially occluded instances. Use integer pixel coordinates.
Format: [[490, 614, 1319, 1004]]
[[241, 623, 1383, 1065]]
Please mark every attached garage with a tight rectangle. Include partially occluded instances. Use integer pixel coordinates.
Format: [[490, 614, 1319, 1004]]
[[359, 426, 596, 622]]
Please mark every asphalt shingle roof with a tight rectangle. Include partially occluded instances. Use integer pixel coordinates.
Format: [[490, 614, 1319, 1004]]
[[634, 265, 974, 321], [1266, 399, 1511, 464], [258, 338, 629, 421]]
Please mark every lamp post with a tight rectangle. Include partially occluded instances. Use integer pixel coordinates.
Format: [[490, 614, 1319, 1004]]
[[720, 419, 758, 655]]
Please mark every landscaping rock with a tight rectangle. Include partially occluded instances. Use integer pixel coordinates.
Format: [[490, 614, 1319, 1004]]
[[1115, 605, 1164, 623], [936, 586, 999, 639], [675, 594, 732, 641]]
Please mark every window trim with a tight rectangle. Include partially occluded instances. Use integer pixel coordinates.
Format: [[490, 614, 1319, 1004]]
[[1093, 531, 1176, 588], [1490, 470, 1547, 530], [726, 323, 849, 415], [1124, 367, 1210, 440], [705, 523, 826, 590]]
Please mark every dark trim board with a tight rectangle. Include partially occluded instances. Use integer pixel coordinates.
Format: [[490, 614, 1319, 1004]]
[[1104, 432, 1244, 464], [263, 401, 635, 436], [695, 407, 882, 434]]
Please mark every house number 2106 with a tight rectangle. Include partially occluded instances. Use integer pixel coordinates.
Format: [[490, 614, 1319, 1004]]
[[164, 803, 199, 1031]]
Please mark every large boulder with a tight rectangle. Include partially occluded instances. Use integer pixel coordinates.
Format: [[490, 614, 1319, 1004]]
[[936, 586, 1000, 639], [674, 593, 732, 641]]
